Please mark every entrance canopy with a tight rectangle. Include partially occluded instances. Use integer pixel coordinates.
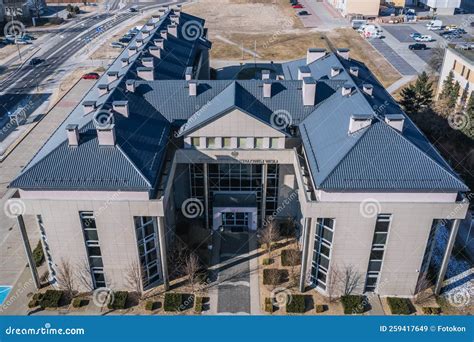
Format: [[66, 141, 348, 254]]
[[213, 193, 257, 208]]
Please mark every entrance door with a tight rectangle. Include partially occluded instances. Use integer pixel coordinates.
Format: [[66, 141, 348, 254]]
[[221, 212, 250, 232]]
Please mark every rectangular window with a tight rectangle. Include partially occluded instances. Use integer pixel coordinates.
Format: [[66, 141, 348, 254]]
[[191, 137, 200, 147], [364, 214, 391, 292], [134, 216, 161, 288], [269, 137, 279, 149], [206, 137, 215, 148], [466, 69, 471, 81], [80, 212, 105, 289], [237, 137, 247, 148], [311, 218, 335, 291], [223, 137, 231, 148], [255, 138, 263, 148]]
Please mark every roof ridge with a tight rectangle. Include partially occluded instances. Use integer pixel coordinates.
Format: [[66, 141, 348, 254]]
[[115, 144, 153, 188]]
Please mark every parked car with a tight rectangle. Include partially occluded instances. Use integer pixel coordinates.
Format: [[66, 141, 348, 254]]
[[29, 58, 44, 66], [297, 10, 309, 16], [445, 25, 458, 31], [129, 7, 138, 12], [110, 42, 125, 48], [454, 8, 466, 14], [119, 37, 131, 44], [15, 38, 32, 45], [292, 4, 303, 8], [455, 43, 471, 50], [409, 43, 427, 50], [21, 34, 36, 41], [426, 20, 442, 30], [415, 35, 433, 42], [82, 72, 100, 80], [410, 32, 421, 39], [444, 33, 461, 40], [351, 19, 367, 30]]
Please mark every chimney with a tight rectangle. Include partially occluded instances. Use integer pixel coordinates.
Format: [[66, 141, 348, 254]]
[[341, 83, 352, 97], [385, 114, 405, 133], [137, 67, 154, 81], [142, 57, 154, 68], [107, 71, 119, 83], [98, 84, 109, 97], [145, 23, 155, 30], [128, 46, 137, 56], [307, 48, 326, 64], [149, 46, 161, 58], [158, 7, 166, 15], [331, 66, 341, 78], [363, 84, 374, 96], [136, 38, 144, 47], [151, 15, 160, 24], [167, 25, 177, 37], [160, 30, 168, 39], [348, 114, 372, 134], [113, 101, 129, 118], [154, 38, 165, 49], [188, 80, 197, 96], [170, 14, 180, 24], [349, 66, 359, 77], [298, 65, 311, 80], [126, 79, 135, 93], [97, 125, 116, 146], [261, 70, 270, 80], [66, 124, 79, 146], [263, 79, 272, 98], [142, 30, 150, 38], [185, 66, 193, 81], [121, 58, 129, 68], [302, 77, 316, 106], [82, 101, 96, 114], [337, 48, 350, 60]]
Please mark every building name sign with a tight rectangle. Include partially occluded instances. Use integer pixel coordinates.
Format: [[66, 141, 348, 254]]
[[239, 159, 278, 164]]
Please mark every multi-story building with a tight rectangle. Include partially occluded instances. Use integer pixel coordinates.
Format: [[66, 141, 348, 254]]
[[327, 0, 380, 18], [8, 8, 469, 299], [437, 46, 474, 101], [416, 0, 461, 14]]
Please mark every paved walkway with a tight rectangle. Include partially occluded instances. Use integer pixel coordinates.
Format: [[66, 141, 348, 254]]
[[366, 293, 386, 315], [298, 0, 348, 30]]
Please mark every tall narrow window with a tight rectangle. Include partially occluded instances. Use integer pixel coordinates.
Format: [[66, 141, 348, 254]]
[[364, 214, 391, 292], [191, 137, 200, 147], [134, 217, 161, 288], [255, 138, 263, 148], [237, 137, 247, 148], [269, 137, 279, 149], [80, 212, 106, 288], [311, 218, 335, 290], [206, 137, 215, 148]]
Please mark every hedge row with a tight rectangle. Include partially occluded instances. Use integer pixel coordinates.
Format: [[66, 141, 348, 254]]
[[108, 291, 128, 310], [422, 307, 441, 315], [387, 297, 413, 315], [341, 295, 366, 314], [286, 295, 306, 313], [33, 241, 44, 267], [263, 269, 288, 285], [164, 293, 194, 312], [39, 290, 63, 309], [281, 249, 301, 266]]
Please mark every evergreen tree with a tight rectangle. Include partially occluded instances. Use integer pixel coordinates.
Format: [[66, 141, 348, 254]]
[[448, 81, 461, 108], [400, 85, 417, 115], [440, 71, 454, 100], [399, 72, 433, 114], [459, 84, 469, 110], [414, 71, 433, 109]]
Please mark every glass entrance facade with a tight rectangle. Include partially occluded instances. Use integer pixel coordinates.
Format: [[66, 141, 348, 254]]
[[190, 163, 279, 222], [222, 212, 250, 229]]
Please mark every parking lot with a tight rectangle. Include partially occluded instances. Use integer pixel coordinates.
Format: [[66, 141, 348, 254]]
[[370, 38, 417, 75], [383, 25, 420, 43]]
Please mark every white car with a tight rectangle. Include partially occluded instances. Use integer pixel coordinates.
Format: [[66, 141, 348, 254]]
[[415, 35, 433, 42], [110, 42, 125, 48]]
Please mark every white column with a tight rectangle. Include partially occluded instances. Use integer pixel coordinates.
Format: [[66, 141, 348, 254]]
[[299, 217, 311, 292], [157, 217, 169, 291], [434, 219, 461, 295], [18, 215, 40, 290]]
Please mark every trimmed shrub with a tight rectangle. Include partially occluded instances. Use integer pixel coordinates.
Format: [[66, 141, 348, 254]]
[[315, 304, 325, 313], [108, 291, 128, 310], [33, 241, 44, 267], [281, 249, 301, 266], [341, 295, 366, 314], [145, 301, 156, 311], [422, 306, 441, 315], [28, 299, 39, 308], [262, 258, 273, 265], [263, 269, 288, 285], [39, 290, 63, 308], [164, 293, 195, 312], [72, 298, 88, 308], [387, 297, 413, 315], [32, 293, 43, 301], [194, 296, 203, 313], [264, 297, 274, 313], [286, 294, 306, 313]]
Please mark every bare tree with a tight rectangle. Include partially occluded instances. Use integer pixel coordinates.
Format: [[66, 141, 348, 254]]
[[259, 220, 280, 260], [183, 252, 200, 293], [286, 249, 301, 288], [167, 239, 188, 279], [126, 260, 143, 296], [428, 45, 445, 73], [57, 259, 75, 298], [76, 258, 94, 292], [339, 264, 362, 296], [326, 264, 341, 302]]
